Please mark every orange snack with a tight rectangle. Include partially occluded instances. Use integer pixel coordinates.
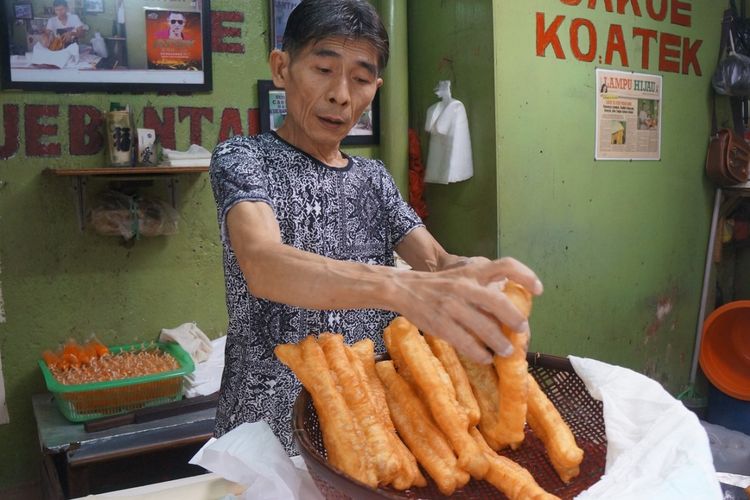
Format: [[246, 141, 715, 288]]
[[350, 339, 393, 432], [526, 374, 583, 483], [275, 336, 376, 488], [386, 316, 489, 480], [42, 350, 61, 369], [425, 334, 481, 427], [95, 341, 109, 357], [318, 333, 401, 486], [86, 338, 110, 358], [471, 427, 560, 500], [458, 354, 505, 450], [493, 281, 532, 449], [349, 339, 426, 490], [50, 348, 179, 385], [376, 360, 469, 496]]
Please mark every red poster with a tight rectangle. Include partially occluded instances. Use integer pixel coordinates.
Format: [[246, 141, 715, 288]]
[[145, 10, 203, 70]]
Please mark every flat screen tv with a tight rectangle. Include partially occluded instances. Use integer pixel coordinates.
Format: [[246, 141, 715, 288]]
[[0, 0, 212, 92]]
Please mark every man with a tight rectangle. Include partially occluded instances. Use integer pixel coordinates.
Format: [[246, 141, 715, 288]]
[[44, 0, 85, 48], [167, 12, 186, 40], [153, 12, 188, 40], [209, 0, 543, 452]]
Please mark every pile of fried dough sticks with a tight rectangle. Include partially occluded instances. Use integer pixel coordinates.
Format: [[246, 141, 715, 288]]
[[275, 282, 584, 499]]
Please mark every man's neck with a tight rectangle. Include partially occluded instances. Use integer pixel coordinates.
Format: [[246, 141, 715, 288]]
[[276, 125, 347, 168]]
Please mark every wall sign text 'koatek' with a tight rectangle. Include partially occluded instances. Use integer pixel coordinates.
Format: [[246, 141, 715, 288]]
[[537, 0, 703, 75]]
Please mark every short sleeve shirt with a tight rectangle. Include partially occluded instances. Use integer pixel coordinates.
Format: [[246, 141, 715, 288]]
[[209, 132, 423, 452], [46, 13, 83, 35]]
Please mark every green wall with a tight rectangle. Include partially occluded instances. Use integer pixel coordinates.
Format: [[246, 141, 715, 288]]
[[408, 0, 499, 258], [0, 0, 378, 491], [492, 0, 722, 388]]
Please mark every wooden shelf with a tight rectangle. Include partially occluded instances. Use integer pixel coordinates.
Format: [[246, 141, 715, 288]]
[[44, 166, 209, 232], [45, 166, 209, 176]]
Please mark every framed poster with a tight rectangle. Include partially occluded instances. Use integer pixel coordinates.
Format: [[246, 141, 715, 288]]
[[595, 68, 662, 160], [145, 9, 204, 71], [0, 0, 213, 92], [269, 0, 301, 50], [84, 0, 104, 14], [13, 3, 33, 20], [257, 80, 380, 145]]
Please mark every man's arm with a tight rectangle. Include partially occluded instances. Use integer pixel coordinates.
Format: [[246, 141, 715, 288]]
[[394, 225, 469, 271], [227, 202, 542, 364]]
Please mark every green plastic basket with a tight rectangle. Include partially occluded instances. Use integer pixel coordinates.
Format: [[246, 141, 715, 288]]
[[38, 341, 195, 422]]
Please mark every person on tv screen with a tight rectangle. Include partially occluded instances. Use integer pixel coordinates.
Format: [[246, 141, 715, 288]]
[[43, 0, 85, 49]]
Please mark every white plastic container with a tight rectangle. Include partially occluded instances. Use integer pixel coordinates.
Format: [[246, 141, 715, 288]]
[[91, 32, 108, 58]]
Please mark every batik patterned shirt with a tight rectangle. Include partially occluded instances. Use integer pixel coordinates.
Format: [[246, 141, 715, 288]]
[[209, 132, 423, 452]]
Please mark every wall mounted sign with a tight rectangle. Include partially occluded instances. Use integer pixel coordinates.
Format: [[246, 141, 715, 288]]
[[595, 68, 662, 160], [537, 1, 703, 76]]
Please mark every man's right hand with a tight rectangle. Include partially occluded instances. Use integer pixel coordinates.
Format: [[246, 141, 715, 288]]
[[389, 257, 542, 364]]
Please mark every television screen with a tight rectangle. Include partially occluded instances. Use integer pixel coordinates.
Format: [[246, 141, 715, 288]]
[[0, 0, 212, 92]]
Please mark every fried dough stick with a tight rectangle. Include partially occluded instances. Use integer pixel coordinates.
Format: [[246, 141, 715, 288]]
[[425, 334, 481, 427], [388, 317, 490, 480], [350, 339, 392, 431], [470, 428, 560, 500], [493, 281, 533, 449], [376, 360, 470, 496], [350, 339, 426, 489], [318, 333, 401, 485], [383, 322, 418, 389], [274, 336, 376, 487], [458, 354, 505, 450], [526, 374, 584, 483]]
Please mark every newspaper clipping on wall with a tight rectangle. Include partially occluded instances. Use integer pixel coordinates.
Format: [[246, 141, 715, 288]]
[[595, 69, 662, 160]]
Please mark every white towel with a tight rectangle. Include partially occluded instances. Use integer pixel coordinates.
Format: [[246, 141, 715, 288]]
[[30, 42, 79, 68], [162, 158, 211, 167], [159, 322, 213, 364], [162, 144, 212, 160], [184, 336, 226, 398]]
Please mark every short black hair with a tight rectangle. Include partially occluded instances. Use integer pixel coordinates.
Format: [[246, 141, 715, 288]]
[[52, 0, 68, 7], [282, 0, 389, 74]]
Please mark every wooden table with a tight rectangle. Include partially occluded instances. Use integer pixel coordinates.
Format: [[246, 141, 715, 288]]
[[32, 393, 215, 499]]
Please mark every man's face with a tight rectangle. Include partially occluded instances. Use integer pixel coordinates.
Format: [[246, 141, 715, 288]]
[[54, 5, 67, 19], [273, 37, 382, 151], [168, 13, 185, 37]]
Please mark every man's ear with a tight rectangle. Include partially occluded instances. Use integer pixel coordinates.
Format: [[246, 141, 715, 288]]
[[269, 49, 289, 89], [376, 77, 384, 89]]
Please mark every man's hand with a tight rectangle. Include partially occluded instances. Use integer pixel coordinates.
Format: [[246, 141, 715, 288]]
[[389, 257, 542, 365]]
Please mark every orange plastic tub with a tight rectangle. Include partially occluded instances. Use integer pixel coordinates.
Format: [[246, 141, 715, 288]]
[[699, 300, 750, 401]]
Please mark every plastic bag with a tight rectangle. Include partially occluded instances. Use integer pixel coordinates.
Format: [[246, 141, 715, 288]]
[[712, 51, 750, 96], [89, 191, 179, 240], [729, 0, 750, 57], [701, 420, 750, 476]]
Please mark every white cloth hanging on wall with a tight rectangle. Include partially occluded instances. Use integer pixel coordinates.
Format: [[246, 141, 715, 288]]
[[424, 80, 474, 184]]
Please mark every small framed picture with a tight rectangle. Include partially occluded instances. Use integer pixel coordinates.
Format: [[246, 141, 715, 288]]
[[268, 0, 301, 50], [258, 80, 288, 133], [14, 2, 33, 20], [257, 80, 380, 145], [344, 93, 380, 146], [84, 0, 105, 14]]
